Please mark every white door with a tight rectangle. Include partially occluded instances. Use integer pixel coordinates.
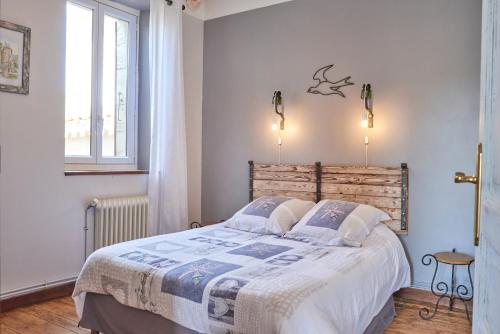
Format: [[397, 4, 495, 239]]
[[471, 0, 500, 332]]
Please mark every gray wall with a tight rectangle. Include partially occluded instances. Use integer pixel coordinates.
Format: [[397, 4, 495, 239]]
[[202, 0, 481, 287]]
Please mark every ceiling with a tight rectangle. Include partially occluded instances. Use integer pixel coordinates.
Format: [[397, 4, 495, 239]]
[[112, 0, 149, 11], [111, 0, 295, 20]]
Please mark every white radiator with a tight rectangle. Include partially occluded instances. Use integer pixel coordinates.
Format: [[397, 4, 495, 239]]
[[92, 195, 149, 250]]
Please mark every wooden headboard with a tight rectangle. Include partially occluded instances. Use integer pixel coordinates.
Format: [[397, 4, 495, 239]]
[[249, 161, 409, 235]]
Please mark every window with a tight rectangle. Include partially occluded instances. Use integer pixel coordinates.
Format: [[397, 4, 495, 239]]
[[65, 0, 137, 166]]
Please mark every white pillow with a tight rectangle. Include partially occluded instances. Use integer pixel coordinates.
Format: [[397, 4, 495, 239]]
[[224, 196, 315, 235], [285, 199, 390, 247]]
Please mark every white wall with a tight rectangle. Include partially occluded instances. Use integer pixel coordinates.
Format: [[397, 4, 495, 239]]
[[0, 0, 204, 296], [0, 0, 148, 297], [0, 1, 189, 299]]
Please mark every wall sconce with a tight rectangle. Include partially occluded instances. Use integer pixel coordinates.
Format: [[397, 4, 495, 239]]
[[360, 84, 373, 128], [272, 91, 284, 163], [273, 91, 284, 130], [360, 84, 373, 168]]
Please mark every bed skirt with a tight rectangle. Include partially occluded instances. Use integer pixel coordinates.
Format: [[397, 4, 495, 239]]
[[79, 293, 395, 334]]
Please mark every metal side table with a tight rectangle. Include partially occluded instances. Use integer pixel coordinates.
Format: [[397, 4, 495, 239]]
[[419, 249, 474, 323]]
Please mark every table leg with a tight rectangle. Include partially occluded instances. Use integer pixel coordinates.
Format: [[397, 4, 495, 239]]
[[419, 254, 449, 320], [450, 264, 455, 310], [454, 261, 474, 323]]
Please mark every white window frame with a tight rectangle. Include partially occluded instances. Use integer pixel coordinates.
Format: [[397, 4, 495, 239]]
[[65, 0, 139, 167]]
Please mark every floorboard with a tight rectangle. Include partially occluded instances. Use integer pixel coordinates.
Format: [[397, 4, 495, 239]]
[[0, 296, 472, 333], [387, 299, 472, 334]]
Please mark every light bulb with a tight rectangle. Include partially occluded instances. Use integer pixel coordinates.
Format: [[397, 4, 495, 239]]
[[361, 110, 369, 128], [272, 117, 279, 131]]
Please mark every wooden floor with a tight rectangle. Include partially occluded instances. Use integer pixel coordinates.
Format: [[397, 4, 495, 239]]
[[0, 296, 472, 334], [387, 299, 472, 334]]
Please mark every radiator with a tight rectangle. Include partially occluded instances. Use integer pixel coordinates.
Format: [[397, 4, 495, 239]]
[[92, 195, 149, 250]]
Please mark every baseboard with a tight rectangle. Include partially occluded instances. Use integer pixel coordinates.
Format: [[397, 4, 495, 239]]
[[395, 287, 473, 312], [410, 280, 433, 291], [0, 281, 76, 313]]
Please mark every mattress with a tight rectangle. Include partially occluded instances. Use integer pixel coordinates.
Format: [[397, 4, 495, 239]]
[[73, 223, 410, 334]]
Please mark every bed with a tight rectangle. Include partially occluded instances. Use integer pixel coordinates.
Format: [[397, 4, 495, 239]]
[[73, 162, 410, 334]]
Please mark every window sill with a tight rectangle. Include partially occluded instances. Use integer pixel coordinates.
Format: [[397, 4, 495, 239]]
[[64, 170, 149, 176]]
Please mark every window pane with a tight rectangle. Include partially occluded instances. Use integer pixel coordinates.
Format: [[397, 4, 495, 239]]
[[65, 2, 93, 157], [102, 15, 129, 158]]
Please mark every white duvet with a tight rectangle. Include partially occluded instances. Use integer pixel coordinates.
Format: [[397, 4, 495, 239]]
[[73, 223, 410, 334]]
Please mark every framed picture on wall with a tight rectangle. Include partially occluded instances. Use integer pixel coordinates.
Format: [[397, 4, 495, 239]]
[[0, 20, 31, 95]]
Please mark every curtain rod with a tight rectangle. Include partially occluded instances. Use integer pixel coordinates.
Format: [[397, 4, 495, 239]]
[[165, 0, 186, 10]]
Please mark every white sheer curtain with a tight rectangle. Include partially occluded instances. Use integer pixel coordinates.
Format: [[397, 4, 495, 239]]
[[148, 0, 188, 235]]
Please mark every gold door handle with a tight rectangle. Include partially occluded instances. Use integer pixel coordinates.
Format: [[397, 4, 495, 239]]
[[454, 172, 477, 184], [454, 143, 483, 246]]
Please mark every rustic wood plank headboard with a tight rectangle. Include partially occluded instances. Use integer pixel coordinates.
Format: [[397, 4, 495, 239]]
[[249, 161, 409, 235]]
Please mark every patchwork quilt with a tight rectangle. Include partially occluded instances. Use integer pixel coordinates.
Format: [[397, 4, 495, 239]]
[[73, 224, 410, 334]]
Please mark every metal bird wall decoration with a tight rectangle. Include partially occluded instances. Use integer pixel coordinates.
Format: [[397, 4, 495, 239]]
[[307, 64, 354, 97]]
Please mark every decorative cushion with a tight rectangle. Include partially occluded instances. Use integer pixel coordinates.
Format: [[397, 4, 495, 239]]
[[286, 199, 390, 247], [224, 196, 315, 235]]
